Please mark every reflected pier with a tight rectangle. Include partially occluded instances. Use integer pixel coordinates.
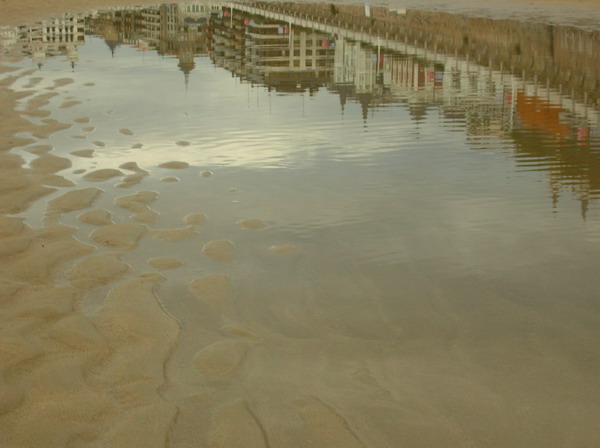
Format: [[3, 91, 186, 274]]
[[237, 2, 600, 111]]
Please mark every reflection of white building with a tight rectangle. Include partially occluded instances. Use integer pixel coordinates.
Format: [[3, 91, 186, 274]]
[[246, 22, 334, 73], [0, 27, 19, 54], [334, 37, 376, 92], [18, 14, 84, 68], [332, 36, 516, 131], [243, 21, 334, 88], [183, 3, 223, 17]]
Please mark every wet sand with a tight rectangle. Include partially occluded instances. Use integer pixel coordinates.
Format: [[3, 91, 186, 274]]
[[1, 1, 600, 447]]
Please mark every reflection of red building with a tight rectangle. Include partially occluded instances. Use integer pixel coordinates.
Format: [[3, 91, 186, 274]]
[[515, 91, 570, 141]]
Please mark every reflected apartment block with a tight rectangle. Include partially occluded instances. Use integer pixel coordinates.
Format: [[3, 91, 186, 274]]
[[0, 27, 19, 55], [245, 21, 334, 90], [210, 8, 335, 92], [90, 4, 216, 85], [18, 14, 84, 68]]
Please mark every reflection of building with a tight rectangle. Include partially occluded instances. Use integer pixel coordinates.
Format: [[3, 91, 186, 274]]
[[0, 27, 19, 55], [19, 14, 84, 69], [89, 4, 213, 86], [210, 8, 334, 92], [245, 21, 334, 90]]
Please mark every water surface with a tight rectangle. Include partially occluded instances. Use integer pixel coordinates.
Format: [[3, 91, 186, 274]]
[[3, 2, 600, 446]]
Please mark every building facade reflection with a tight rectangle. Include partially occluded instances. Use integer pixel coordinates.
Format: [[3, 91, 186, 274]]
[[17, 14, 85, 69]]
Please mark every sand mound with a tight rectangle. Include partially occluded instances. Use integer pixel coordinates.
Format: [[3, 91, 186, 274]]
[[189, 274, 230, 308], [78, 209, 113, 226], [44, 187, 102, 223], [147, 257, 183, 270], [183, 213, 207, 226], [67, 253, 131, 290], [114, 191, 159, 224], [239, 218, 265, 230], [83, 168, 124, 182], [203, 240, 235, 262], [90, 223, 146, 249], [159, 161, 190, 170]]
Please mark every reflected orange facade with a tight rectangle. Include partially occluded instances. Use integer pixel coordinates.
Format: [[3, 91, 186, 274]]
[[515, 90, 571, 141]]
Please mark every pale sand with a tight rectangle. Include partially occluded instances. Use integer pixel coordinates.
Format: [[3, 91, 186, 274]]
[[1, 0, 600, 447]]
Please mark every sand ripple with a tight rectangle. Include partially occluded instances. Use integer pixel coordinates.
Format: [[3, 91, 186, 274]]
[[114, 191, 158, 223], [90, 223, 146, 249], [203, 240, 235, 262], [67, 253, 130, 290], [189, 273, 230, 308], [83, 168, 124, 182], [45, 187, 102, 223], [78, 209, 113, 226]]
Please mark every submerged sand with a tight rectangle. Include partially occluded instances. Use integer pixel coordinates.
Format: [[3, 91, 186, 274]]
[[1, 0, 600, 447]]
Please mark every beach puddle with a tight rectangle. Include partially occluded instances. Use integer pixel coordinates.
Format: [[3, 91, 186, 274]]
[[1, 1, 600, 446]]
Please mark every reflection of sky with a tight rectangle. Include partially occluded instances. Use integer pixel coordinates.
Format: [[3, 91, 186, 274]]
[[10, 29, 600, 257], [37, 36, 436, 171]]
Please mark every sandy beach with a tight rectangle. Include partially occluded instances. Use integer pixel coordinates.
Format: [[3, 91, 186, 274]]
[[1, 0, 600, 447]]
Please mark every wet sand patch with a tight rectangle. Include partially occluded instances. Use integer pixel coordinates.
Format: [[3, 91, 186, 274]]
[[23, 76, 43, 88], [115, 162, 149, 188], [45, 187, 102, 223], [90, 273, 179, 447], [183, 213, 207, 226], [268, 244, 297, 254], [114, 191, 158, 223], [193, 340, 248, 379], [189, 273, 230, 308], [48, 314, 106, 349], [32, 119, 71, 139], [90, 223, 146, 249], [53, 78, 74, 88], [78, 209, 113, 226], [2, 224, 94, 284], [67, 253, 130, 290], [92, 141, 105, 147], [176, 140, 190, 146], [203, 240, 235, 262], [70, 149, 95, 158], [119, 128, 133, 136], [30, 153, 72, 174], [59, 100, 81, 109], [74, 117, 90, 124], [239, 218, 265, 230], [40, 174, 75, 187], [161, 176, 179, 182], [159, 161, 189, 170], [24, 144, 53, 155], [147, 257, 183, 270], [206, 399, 267, 447], [220, 320, 260, 340], [83, 168, 123, 182], [21, 92, 58, 117]]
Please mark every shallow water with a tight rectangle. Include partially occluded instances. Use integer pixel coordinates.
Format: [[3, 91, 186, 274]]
[[2, 2, 600, 446]]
